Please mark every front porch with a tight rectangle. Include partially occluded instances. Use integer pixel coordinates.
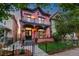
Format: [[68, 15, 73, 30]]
[[19, 19, 54, 42]]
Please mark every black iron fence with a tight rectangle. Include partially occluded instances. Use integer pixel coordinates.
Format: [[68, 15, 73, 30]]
[[1, 37, 79, 56], [38, 39, 79, 54]]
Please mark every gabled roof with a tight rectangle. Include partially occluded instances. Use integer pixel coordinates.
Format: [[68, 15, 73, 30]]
[[22, 7, 50, 17], [52, 11, 61, 18], [51, 11, 62, 20]]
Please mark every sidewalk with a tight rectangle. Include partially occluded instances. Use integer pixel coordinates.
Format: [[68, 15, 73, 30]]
[[52, 48, 79, 56], [34, 45, 48, 56]]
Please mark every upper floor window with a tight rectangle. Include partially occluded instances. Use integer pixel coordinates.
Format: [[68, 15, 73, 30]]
[[38, 17, 45, 24], [27, 15, 31, 22], [38, 17, 42, 23]]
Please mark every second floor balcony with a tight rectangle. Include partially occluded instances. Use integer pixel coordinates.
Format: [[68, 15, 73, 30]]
[[20, 17, 50, 26]]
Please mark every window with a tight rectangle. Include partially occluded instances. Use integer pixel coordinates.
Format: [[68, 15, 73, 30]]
[[38, 17, 45, 24], [27, 17, 31, 22], [23, 14, 31, 22], [38, 17, 42, 23], [38, 29, 45, 38], [27, 15, 31, 22]]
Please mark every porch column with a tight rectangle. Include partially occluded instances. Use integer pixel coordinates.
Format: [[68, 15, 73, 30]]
[[46, 27, 51, 38], [32, 25, 36, 56]]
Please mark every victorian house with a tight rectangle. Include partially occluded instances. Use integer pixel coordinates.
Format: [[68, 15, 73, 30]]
[[0, 7, 56, 55], [19, 7, 53, 43]]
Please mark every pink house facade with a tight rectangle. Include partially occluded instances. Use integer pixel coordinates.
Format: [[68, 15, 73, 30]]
[[16, 7, 53, 43]]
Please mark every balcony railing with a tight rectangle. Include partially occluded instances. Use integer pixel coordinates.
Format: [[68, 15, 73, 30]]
[[22, 18, 50, 25]]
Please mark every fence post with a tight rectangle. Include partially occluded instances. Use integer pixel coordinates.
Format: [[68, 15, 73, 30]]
[[45, 43, 47, 53], [12, 44, 15, 56], [15, 49, 19, 56], [32, 40, 35, 56]]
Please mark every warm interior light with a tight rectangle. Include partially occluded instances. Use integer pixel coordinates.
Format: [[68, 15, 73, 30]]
[[25, 28, 32, 30], [38, 29, 44, 31], [31, 16, 36, 19], [27, 15, 31, 17]]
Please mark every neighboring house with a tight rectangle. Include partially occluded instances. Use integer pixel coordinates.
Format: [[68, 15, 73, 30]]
[[50, 12, 61, 35], [0, 13, 18, 44], [0, 20, 12, 43], [50, 12, 79, 40]]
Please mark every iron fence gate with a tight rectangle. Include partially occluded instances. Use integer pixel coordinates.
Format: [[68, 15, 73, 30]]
[[11, 39, 35, 56], [0, 38, 36, 56]]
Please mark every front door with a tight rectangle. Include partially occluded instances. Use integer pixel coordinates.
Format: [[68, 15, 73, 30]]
[[25, 30, 32, 40]]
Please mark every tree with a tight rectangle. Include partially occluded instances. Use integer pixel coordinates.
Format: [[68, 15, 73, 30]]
[[56, 4, 79, 34], [53, 4, 79, 41]]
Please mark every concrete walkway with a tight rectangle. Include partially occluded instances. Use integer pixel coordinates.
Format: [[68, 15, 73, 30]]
[[34, 45, 48, 56], [52, 48, 79, 56]]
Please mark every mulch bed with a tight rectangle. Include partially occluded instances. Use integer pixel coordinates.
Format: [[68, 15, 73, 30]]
[[0, 49, 32, 56], [0, 50, 13, 56], [17, 49, 32, 56]]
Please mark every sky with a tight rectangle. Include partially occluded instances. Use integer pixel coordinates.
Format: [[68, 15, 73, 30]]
[[27, 3, 59, 15]]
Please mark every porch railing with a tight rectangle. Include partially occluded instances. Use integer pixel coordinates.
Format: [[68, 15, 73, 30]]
[[22, 18, 50, 25]]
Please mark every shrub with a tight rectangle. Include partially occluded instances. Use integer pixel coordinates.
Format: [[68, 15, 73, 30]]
[[19, 48, 25, 54], [53, 32, 62, 42]]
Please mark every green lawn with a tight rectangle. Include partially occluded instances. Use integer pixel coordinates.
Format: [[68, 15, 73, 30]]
[[38, 40, 73, 53]]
